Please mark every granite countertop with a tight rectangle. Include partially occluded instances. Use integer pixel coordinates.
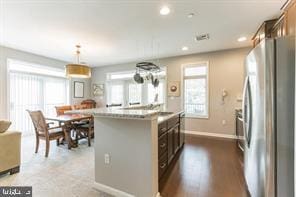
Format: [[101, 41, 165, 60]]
[[68, 107, 184, 121], [157, 111, 184, 124], [67, 108, 159, 119]]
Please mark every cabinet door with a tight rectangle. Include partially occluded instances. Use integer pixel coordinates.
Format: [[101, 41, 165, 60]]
[[158, 132, 168, 157], [158, 151, 168, 179], [180, 115, 185, 146], [167, 128, 174, 164], [173, 125, 179, 154]]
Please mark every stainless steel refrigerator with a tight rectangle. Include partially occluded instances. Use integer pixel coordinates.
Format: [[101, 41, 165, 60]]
[[243, 36, 295, 197]]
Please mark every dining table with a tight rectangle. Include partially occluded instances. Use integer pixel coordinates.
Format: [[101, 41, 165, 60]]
[[46, 114, 92, 149]]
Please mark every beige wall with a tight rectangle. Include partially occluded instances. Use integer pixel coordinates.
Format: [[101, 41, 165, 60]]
[[92, 47, 251, 136], [0, 45, 91, 119]]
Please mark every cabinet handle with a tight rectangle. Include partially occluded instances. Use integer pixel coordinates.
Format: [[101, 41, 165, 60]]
[[160, 163, 166, 169], [160, 143, 166, 148]]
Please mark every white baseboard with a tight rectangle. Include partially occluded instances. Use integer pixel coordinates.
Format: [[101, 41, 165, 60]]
[[185, 130, 238, 139], [93, 182, 160, 197], [93, 182, 135, 197]]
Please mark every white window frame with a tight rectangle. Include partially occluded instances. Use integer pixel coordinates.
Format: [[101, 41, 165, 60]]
[[7, 59, 70, 134], [106, 68, 167, 107], [182, 61, 209, 119], [7, 59, 70, 110]]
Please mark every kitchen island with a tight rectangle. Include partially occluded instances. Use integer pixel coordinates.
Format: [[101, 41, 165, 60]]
[[69, 108, 184, 197]]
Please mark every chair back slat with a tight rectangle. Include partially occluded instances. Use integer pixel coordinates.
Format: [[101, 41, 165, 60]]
[[72, 104, 88, 110], [27, 110, 47, 134], [55, 105, 72, 116]]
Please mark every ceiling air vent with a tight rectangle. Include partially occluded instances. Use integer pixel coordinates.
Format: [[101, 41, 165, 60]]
[[195, 34, 210, 41]]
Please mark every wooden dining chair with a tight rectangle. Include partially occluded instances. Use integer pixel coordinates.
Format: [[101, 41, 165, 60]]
[[27, 110, 65, 157], [81, 99, 96, 109], [75, 117, 94, 146], [55, 105, 72, 116], [71, 104, 88, 110]]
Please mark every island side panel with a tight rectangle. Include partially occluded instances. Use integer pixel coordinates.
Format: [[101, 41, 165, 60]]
[[94, 116, 158, 197]]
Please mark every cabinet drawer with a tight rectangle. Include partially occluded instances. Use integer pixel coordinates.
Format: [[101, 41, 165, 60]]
[[158, 132, 168, 157], [158, 121, 167, 136], [158, 152, 168, 179], [168, 116, 179, 129]]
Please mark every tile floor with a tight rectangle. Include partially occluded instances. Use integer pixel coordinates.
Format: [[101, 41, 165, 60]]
[[0, 135, 112, 197]]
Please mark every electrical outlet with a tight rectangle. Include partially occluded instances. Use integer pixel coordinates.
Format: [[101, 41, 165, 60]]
[[104, 154, 110, 164], [222, 120, 226, 125]]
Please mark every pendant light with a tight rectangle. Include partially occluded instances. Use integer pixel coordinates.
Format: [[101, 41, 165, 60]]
[[66, 45, 91, 78]]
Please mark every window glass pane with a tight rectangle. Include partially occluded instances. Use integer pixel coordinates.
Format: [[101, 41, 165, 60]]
[[184, 78, 207, 116], [44, 78, 68, 116], [185, 66, 206, 77], [107, 69, 166, 80], [9, 72, 68, 136], [9, 73, 42, 135], [110, 84, 124, 104], [109, 73, 134, 80], [128, 83, 142, 105], [148, 81, 164, 104]]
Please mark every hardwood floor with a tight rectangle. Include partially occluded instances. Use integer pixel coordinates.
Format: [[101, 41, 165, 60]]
[[160, 135, 249, 197]]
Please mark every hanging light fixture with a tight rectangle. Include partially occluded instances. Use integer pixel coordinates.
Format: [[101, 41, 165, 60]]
[[66, 45, 91, 78]]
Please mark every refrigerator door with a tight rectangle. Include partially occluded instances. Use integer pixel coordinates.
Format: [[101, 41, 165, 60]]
[[243, 39, 275, 197], [275, 36, 295, 197]]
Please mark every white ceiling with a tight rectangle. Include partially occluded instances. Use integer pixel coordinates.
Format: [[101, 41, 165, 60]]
[[0, 0, 286, 67]]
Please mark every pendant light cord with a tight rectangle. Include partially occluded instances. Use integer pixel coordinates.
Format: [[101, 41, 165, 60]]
[[76, 45, 81, 64]]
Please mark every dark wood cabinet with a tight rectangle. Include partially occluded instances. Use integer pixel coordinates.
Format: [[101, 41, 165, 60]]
[[180, 113, 185, 146], [158, 114, 184, 183], [167, 128, 174, 164], [253, 0, 296, 48], [158, 152, 168, 179], [173, 124, 180, 154], [158, 121, 167, 137], [158, 132, 168, 157]]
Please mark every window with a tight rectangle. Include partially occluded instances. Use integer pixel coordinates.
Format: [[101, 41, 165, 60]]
[[106, 69, 166, 106], [183, 62, 209, 118], [109, 83, 124, 105], [148, 82, 164, 104], [128, 83, 142, 105], [8, 59, 69, 135]]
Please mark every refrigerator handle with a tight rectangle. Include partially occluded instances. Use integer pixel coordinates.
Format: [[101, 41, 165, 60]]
[[242, 76, 252, 147]]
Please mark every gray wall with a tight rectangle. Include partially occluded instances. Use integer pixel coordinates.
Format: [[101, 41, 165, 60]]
[[91, 47, 251, 135], [94, 117, 158, 196], [0, 45, 91, 119]]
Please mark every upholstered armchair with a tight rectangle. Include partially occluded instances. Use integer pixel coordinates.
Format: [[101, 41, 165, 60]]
[[0, 127, 21, 175]]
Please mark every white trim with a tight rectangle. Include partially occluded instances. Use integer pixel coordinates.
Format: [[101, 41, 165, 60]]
[[181, 61, 210, 118], [93, 182, 135, 197], [185, 114, 209, 119], [8, 58, 65, 78], [185, 130, 238, 139]]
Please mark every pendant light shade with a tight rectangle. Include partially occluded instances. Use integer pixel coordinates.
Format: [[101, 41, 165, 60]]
[[66, 45, 91, 78], [66, 64, 91, 78]]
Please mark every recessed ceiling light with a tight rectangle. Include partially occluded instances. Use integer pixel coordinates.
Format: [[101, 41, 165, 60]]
[[160, 6, 170, 15], [238, 37, 247, 42], [188, 13, 195, 18], [182, 46, 189, 51]]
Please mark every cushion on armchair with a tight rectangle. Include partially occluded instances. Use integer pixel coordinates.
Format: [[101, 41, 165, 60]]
[[0, 130, 21, 174], [0, 120, 12, 133]]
